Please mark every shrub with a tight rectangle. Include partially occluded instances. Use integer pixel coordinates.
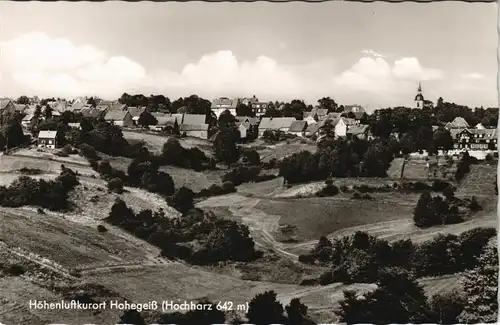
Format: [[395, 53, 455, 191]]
[[6, 264, 25, 276], [107, 178, 124, 194], [431, 180, 453, 192], [97, 225, 108, 233]]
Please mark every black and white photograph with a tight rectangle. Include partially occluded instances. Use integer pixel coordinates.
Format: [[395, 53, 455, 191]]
[[0, 1, 498, 324]]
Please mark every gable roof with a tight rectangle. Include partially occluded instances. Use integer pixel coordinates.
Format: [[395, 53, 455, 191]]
[[156, 116, 178, 126], [182, 114, 206, 125], [70, 101, 86, 111], [0, 99, 13, 110], [127, 106, 146, 118], [104, 110, 130, 121], [258, 117, 296, 130], [326, 112, 342, 120], [236, 116, 258, 125], [81, 108, 103, 118], [447, 117, 470, 129], [310, 108, 328, 118], [239, 122, 251, 130], [305, 123, 321, 135], [347, 125, 369, 135], [343, 105, 366, 114], [475, 123, 486, 129], [288, 120, 308, 132], [38, 130, 57, 138], [22, 114, 35, 121], [14, 104, 29, 112]]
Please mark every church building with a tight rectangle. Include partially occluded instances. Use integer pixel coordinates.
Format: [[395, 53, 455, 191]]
[[414, 82, 425, 109]]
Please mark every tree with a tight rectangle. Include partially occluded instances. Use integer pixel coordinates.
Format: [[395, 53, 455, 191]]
[[413, 190, 435, 228], [433, 127, 454, 152], [16, 96, 29, 105], [168, 186, 194, 214], [455, 152, 472, 182], [213, 128, 239, 167], [336, 267, 431, 324], [236, 103, 255, 117], [107, 178, 124, 194], [137, 111, 158, 127], [246, 291, 286, 325], [285, 298, 311, 325], [429, 290, 466, 324], [2, 118, 25, 149], [459, 244, 498, 323], [317, 97, 338, 113], [43, 105, 53, 119], [118, 309, 146, 325]]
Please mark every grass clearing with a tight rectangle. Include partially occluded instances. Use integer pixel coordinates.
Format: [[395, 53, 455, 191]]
[[458, 164, 496, 196], [255, 193, 418, 241]]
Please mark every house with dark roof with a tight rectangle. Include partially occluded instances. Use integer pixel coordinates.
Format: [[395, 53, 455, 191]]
[[258, 117, 296, 137], [180, 114, 209, 138], [333, 117, 359, 138], [238, 96, 269, 117], [303, 111, 319, 125], [238, 122, 251, 139], [452, 128, 497, 151], [309, 108, 329, 120], [104, 110, 134, 127], [288, 120, 308, 137], [81, 107, 104, 119], [150, 114, 180, 132], [14, 104, 30, 113]]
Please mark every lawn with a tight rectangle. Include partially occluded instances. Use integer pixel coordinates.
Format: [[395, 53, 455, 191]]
[[458, 164, 496, 196], [255, 193, 418, 241], [0, 154, 99, 177], [0, 207, 163, 271], [249, 140, 317, 163]]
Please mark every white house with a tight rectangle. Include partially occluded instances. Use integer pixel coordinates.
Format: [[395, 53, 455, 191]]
[[211, 97, 237, 118], [37, 130, 58, 149], [334, 117, 358, 138], [238, 122, 251, 139]]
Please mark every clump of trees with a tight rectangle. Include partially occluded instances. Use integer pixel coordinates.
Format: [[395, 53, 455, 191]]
[[298, 228, 496, 285], [160, 138, 214, 171], [455, 152, 478, 182], [413, 190, 463, 227], [106, 199, 261, 265], [195, 182, 237, 199], [0, 165, 79, 211], [279, 138, 394, 184]]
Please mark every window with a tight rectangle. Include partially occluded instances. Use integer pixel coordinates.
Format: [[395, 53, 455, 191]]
[[48, 140, 53, 144]]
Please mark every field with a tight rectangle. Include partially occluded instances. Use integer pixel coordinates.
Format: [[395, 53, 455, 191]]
[[247, 138, 317, 163], [457, 164, 496, 196]]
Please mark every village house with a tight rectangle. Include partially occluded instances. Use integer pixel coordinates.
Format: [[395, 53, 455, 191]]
[[258, 117, 296, 137], [347, 124, 370, 139], [180, 114, 209, 139], [334, 117, 359, 138], [305, 122, 321, 138], [475, 123, 486, 130], [104, 110, 134, 127], [309, 108, 329, 121], [211, 97, 237, 118], [37, 130, 58, 149], [81, 107, 104, 119], [239, 96, 268, 117], [343, 105, 366, 120], [238, 122, 251, 139], [150, 114, 179, 132], [14, 104, 30, 113], [303, 111, 319, 125], [21, 114, 37, 129], [127, 106, 147, 125], [68, 123, 82, 129], [288, 120, 308, 137], [0, 99, 16, 114], [451, 128, 497, 151], [236, 116, 259, 126]]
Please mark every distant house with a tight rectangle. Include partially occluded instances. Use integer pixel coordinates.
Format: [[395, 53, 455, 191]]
[[258, 117, 296, 137], [81, 107, 104, 119], [0, 99, 16, 114], [334, 117, 359, 138], [68, 123, 82, 129], [288, 120, 308, 137], [211, 97, 237, 118], [305, 122, 321, 138], [347, 124, 369, 139], [104, 110, 134, 127], [303, 112, 319, 125], [180, 114, 209, 138], [150, 114, 178, 132], [451, 128, 497, 151], [475, 123, 486, 130], [21, 114, 37, 129], [238, 122, 251, 139], [309, 108, 329, 121], [236, 116, 259, 126], [445, 117, 470, 130], [343, 105, 366, 120], [37, 130, 58, 149], [239, 96, 268, 117], [127, 106, 147, 125], [14, 104, 30, 113], [69, 101, 87, 112], [72, 96, 87, 104]]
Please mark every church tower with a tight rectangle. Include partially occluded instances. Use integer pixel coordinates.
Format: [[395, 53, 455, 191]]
[[414, 82, 424, 109]]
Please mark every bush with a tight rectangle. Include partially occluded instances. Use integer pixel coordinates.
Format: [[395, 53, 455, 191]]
[[97, 225, 107, 233], [6, 264, 25, 276], [431, 180, 453, 192], [107, 178, 124, 194]]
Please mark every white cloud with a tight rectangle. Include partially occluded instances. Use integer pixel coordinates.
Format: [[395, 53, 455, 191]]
[[460, 72, 484, 80], [1, 31, 491, 109], [361, 49, 385, 58]]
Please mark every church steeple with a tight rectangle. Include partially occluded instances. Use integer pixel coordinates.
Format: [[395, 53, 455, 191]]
[[414, 81, 424, 108]]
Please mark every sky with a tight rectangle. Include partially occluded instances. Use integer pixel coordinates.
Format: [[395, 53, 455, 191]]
[[0, 1, 497, 111]]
